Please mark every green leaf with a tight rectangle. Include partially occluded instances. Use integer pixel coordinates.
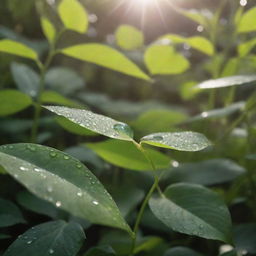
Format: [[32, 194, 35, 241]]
[[45, 67, 85, 95], [132, 109, 187, 134], [220, 250, 238, 256], [44, 105, 134, 141], [140, 131, 211, 152], [61, 44, 150, 80], [11, 62, 39, 97], [0, 198, 26, 227], [163, 159, 246, 186], [0, 144, 131, 233], [0, 90, 32, 116], [134, 236, 163, 254], [177, 8, 210, 26], [115, 25, 144, 50], [149, 183, 232, 243], [187, 36, 214, 56], [144, 45, 190, 75], [196, 75, 256, 89], [185, 102, 245, 123], [55, 116, 96, 136], [238, 7, 256, 33], [238, 38, 256, 57], [86, 139, 171, 171], [58, 0, 88, 33], [163, 247, 202, 256], [234, 223, 256, 254], [17, 191, 58, 219], [3, 220, 85, 256], [41, 91, 81, 108], [40, 17, 56, 43], [0, 39, 38, 60], [84, 245, 116, 256]]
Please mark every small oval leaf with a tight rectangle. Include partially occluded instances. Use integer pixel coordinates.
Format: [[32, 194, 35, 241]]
[[0, 144, 131, 233], [149, 183, 233, 243], [140, 131, 211, 152], [44, 105, 134, 141], [61, 44, 150, 80], [0, 39, 38, 60], [40, 17, 56, 43], [3, 220, 85, 256]]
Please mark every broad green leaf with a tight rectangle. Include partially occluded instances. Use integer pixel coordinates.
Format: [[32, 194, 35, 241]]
[[0, 198, 26, 227], [141, 131, 211, 152], [144, 45, 190, 75], [132, 109, 187, 134], [187, 36, 214, 56], [58, 0, 88, 33], [163, 159, 246, 186], [196, 75, 256, 89], [45, 67, 85, 95], [185, 102, 245, 123], [11, 62, 39, 97], [40, 17, 56, 43], [234, 223, 256, 254], [0, 90, 32, 116], [55, 116, 96, 136], [17, 191, 58, 219], [86, 140, 171, 171], [3, 220, 85, 256], [41, 91, 81, 108], [61, 44, 150, 80], [238, 38, 256, 57], [0, 144, 131, 233], [149, 183, 232, 243], [163, 247, 202, 256], [84, 245, 116, 256], [115, 25, 144, 50], [238, 7, 256, 33], [0, 39, 38, 60], [44, 105, 134, 141]]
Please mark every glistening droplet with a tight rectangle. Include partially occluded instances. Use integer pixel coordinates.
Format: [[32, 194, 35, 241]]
[[113, 123, 134, 139]]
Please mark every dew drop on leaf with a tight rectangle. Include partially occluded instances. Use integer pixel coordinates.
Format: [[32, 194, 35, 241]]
[[55, 201, 62, 207], [113, 123, 134, 139]]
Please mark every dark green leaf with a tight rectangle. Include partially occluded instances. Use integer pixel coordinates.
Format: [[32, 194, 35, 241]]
[[3, 220, 85, 256], [163, 247, 202, 256], [84, 245, 116, 256], [149, 183, 232, 243]]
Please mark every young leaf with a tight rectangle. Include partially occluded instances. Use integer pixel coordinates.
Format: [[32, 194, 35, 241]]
[[238, 38, 256, 57], [0, 144, 131, 233], [149, 183, 233, 243], [187, 36, 214, 56], [40, 17, 56, 43], [3, 220, 85, 256], [144, 45, 190, 75], [0, 90, 32, 116], [238, 7, 256, 33], [86, 140, 171, 171], [163, 247, 202, 256], [61, 44, 150, 80], [0, 198, 26, 227], [0, 39, 38, 60], [115, 25, 144, 50], [196, 75, 256, 89], [11, 62, 40, 97], [58, 0, 88, 33], [44, 106, 134, 141], [140, 131, 211, 152]]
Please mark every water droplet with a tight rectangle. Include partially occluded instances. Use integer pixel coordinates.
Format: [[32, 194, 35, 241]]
[[172, 161, 179, 168], [63, 156, 70, 160], [50, 151, 57, 158], [27, 240, 33, 244], [56, 201, 62, 207], [240, 0, 247, 6], [27, 145, 36, 152], [76, 164, 82, 169], [201, 112, 208, 118], [77, 192, 82, 197], [49, 249, 54, 254], [113, 123, 134, 139], [8, 145, 14, 149], [92, 200, 99, 205], [34, 168, 41, 172], [19, 166, 27, 171], [47, 187, 53, 193], [152, 135, 164, 141]]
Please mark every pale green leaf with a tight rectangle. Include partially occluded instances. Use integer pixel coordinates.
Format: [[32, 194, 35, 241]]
[[40, 17, 56, 43], [0, 144, 131, 233], [3, 220, 85, 256], [115, 25, 144, 50], [61, 44, 150, 80], [0, 39, 38, 60], [86, 139, 171, 171], [0, 90, 32, 116], [149, 183, 232, 243], [238, 38, 256, 57], [58, 0, 88, 33], [144, 45, 190, 75], [44, 105, 134, 141], [238, 7, 256, 33], [140, 131, 211, 152], [187, 36, 214, 56]]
